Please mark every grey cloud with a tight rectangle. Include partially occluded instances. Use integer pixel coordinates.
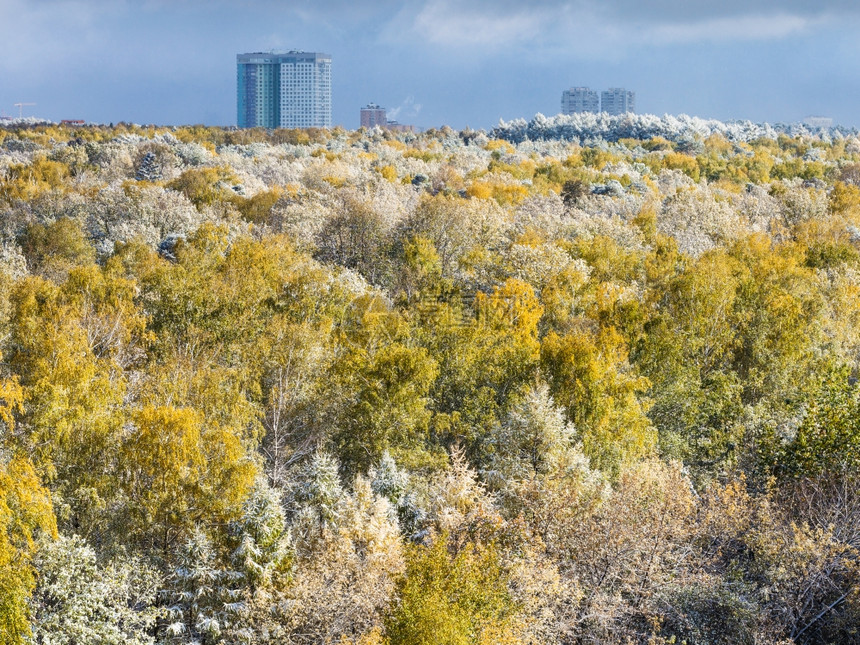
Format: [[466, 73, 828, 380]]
[[378, 0, 845, 61], [423, 0, 860, 21]]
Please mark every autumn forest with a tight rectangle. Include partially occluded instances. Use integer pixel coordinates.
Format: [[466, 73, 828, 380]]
[[1, 118, 860, 644]]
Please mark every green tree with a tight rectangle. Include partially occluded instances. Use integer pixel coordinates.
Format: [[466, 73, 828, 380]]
[[419, 280, 542, 464], [333, 343, 439, 475], [386, 537, 519, 645], [542, 325, 654, 475], [18, 218, 96, 281], [780, 368, 860, 478], [636, 249, 746, 471]]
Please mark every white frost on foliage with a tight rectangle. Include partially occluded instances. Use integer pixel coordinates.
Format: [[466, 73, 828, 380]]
[[491, 112, 853, 144], [658, 185, 744, 257]]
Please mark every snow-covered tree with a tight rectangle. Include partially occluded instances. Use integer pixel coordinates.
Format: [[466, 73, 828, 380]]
[[163, 527, 235, 645], [29, 535, 160, 645], [288, 451, 345, 550], [492, 382, 577, 482], [371, 451, 424, 534], [135, 151, 162, 182], [228, 478, 290, 592]]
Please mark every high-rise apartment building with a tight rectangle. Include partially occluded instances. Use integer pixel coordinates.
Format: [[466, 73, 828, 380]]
[[561, 87, 600, 114], [360, 103, 387, 128], [237, 51, 332, 129], [600, 88, 635, 116], [804, 116, 833, 128]]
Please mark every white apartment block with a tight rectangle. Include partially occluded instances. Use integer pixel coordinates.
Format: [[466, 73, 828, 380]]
[[600, 87, 636, 116], [561, 87, 600, 114]]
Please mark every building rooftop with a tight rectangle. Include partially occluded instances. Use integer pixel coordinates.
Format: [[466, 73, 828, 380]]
[[237, 51, 331, 61]]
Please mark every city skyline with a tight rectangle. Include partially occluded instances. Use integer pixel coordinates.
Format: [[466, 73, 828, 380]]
[[1, 1, 859, 129]]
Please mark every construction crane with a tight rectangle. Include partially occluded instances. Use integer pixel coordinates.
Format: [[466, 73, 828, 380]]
[[13, 102, 35, 118]]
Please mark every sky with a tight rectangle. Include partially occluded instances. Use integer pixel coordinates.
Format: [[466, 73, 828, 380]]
[[1, 0, 859, 130]]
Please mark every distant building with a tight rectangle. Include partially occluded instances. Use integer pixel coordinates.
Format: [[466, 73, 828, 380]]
[[385, 121, 415, 133], [359, 105, 415, 132], [237, 51, 332, 129], [600, 88, 635, 116], [60, 120, 85, 126], [804, 116, 833, 128], [360, 103, 387, 128], [561, 87, 600, 114]]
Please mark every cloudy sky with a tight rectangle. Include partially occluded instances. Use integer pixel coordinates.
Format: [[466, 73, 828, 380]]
[[1, 0, 858, 129]]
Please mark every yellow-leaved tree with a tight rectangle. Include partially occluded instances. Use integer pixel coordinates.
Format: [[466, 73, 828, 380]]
[[0, 379, 56, 645], [541, 325, 654, 475]]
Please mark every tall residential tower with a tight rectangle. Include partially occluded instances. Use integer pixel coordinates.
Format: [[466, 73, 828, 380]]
[[600, 88, 635, 116], [561, 87, 600, 115], [237, 51, 332, 128]]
